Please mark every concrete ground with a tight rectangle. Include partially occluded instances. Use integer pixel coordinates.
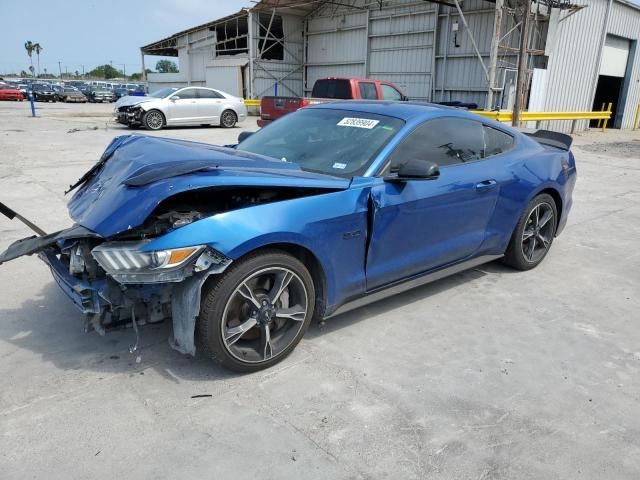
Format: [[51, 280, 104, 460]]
[[0, 101, 639, 479]]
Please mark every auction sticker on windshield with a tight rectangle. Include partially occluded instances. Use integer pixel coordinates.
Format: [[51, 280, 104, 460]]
[[337, 117, 380, 129]]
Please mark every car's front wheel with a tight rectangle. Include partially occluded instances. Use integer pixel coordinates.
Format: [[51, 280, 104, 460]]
[[197, 250, 315, 372], [503, 193, 558, 270], [143, 109, 165, 130], [220, 109, 237, 128]]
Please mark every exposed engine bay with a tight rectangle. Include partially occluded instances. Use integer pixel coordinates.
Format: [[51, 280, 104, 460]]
[[47, 186, 327, 337]]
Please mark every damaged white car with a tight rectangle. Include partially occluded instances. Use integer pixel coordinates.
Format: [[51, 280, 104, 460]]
[[115, 87, 247, 130]]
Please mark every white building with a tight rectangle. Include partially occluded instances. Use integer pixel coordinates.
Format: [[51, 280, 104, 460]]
[[140, 0, 640, 131]]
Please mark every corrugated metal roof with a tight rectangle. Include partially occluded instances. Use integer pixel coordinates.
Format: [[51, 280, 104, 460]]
[[141, 9, 249, 56]]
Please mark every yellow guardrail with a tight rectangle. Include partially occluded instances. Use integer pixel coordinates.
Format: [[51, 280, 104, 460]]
[[472, 106, 612, 132], [244, 97, 614, 132], [633, 103, 640, 131]]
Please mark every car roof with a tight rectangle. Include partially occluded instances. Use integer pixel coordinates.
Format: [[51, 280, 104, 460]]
[[309, 100, 463, 121], [309, 100, 521, 134]]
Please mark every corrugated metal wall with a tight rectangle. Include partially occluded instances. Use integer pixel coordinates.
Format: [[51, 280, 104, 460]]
[[435, 0, 500, 106], [608, 1, 640, 129], [305, 10, 369, 92], [303, 0, 504, 103], [543, 0, 640, 131], [543, 0, 608, 132], [368, 4, 436, 100]]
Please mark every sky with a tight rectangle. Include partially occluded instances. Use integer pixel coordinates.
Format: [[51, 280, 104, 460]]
[[3, 0, 640, 76], [0, 0, 247, 76]]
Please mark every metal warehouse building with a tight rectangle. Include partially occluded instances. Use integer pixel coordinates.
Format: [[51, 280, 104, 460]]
[[141, 0, 640, 131]]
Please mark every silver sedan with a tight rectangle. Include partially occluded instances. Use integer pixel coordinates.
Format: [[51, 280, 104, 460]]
[[115, 86, 248, 130]]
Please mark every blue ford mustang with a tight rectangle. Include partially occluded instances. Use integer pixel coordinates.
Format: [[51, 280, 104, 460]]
[[0, 101, 576, 371]]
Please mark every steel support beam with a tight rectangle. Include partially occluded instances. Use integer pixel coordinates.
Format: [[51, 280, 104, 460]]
[[513, 1, 531, 126], [486, 0, 504, 109]]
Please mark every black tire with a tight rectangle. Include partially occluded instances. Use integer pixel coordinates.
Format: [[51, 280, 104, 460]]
[[503, 193, 558, 271], [220, 109, 237, 128], [143, 109, 165, 130], [197, 249, 315, 372]]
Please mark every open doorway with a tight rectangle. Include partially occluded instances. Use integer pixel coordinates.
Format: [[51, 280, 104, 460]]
[[591, 35, 633, 129], [591, 75, 623, 128]]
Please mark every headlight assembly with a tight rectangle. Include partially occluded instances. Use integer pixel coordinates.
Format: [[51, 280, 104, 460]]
[[91, 241, 206, 284]]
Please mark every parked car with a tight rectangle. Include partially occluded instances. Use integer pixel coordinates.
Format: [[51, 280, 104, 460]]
[[0, 85, 24, 101], [113, 87, 129, 99], [57, 86, 87, 103], [115, 86, 247, 130], [17, 83, 29, 98], [87, 88, 116, 103], [30, 83, 57, 102], [258, 77, 408, 127], [0, 101, 576, 372]]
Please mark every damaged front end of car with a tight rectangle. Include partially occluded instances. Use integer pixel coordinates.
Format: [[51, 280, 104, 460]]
[[115, 104, 145, 127], [0, 199, 234, 355], [0, 134, 349, 356]]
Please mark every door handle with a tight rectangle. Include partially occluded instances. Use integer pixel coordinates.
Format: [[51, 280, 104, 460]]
[[475, 179, 497, 191]]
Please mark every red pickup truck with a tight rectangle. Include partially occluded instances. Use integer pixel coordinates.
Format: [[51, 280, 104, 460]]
[[257, 77, 407, 127]]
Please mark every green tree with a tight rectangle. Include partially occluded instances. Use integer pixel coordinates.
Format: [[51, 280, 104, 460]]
[[87, 64, 122, 79], [129, 68, 153, 81], [24, 41, 35, 77], [155, 60, 178, 73], [33, 43, 43, 76]]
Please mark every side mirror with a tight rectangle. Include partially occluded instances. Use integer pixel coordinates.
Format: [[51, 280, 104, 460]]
[[384, 159, 439, 182], [237, 131, 255, 143], [400, 95, 409, 101], [170, 95, 180, 101]]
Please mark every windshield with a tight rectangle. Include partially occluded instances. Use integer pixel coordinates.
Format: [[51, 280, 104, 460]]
[[236, 108, 403, 178], [149, 87, 178, 98]]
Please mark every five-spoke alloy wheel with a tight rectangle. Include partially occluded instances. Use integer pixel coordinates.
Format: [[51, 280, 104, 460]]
[[197, 250, 315, 372], [504, 193, 558, 270]]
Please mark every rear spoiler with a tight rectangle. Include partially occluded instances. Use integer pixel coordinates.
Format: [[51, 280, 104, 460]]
[[523, 130, 573, 151]]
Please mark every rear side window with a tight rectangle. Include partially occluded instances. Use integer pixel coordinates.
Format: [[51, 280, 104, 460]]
[[358, 82, 378, 100], [311, 79, 351, 99], [387, 117, 485, 169], [175, 88, 197, 99], [381, 84, 402, 101], [483, 126, 514, 157], [197, 89, 223, 99]]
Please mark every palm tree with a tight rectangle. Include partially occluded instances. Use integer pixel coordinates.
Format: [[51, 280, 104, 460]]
[[33, 43, 43, 77], [24, 41, 34, 78]]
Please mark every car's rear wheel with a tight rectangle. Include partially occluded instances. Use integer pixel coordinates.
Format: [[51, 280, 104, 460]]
[[503, 193, 557, 270], [197, 250, 315, 372], [143, 109, 165, 130], [220, 109, 237, 128]]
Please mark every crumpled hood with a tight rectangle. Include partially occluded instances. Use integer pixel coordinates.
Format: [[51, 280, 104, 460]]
[[68, 135, 349, 237], [115, 95, 153, 108]]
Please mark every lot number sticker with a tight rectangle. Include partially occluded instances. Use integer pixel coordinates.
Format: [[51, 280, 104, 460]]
[[337, 117, 380, 129]]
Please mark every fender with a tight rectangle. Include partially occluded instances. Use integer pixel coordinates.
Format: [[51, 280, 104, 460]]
[[143, 185, 372, 309]]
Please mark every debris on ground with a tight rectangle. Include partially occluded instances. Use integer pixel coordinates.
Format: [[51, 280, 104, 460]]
[[67, 126, 100, 134]]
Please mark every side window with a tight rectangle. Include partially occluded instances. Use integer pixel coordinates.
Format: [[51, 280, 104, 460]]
[[386, 118, 485, 170], [358, 82, 378, 100], [175, 88, 197, 99], [483, 126, 514, 157], [380, 84, 402, 101], [197, 89, 223, 99]]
